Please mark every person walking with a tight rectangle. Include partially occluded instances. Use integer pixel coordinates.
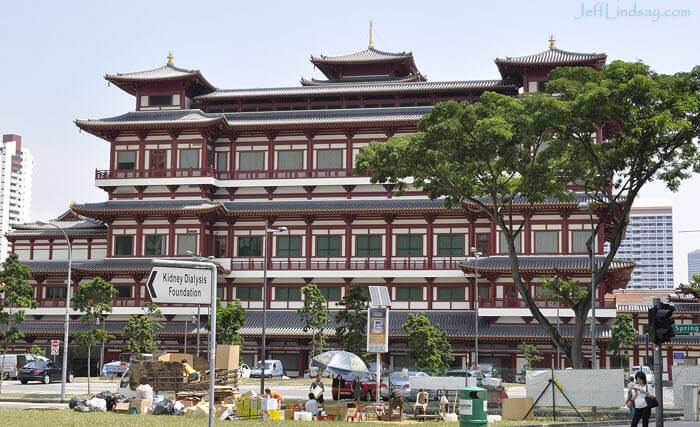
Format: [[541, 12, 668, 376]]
[[630, 371, 653, 427], [352, 375, 362, 401], [310, 373, 325, 408]]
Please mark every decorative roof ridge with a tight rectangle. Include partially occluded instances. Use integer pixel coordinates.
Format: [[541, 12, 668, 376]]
[[311, 47, 413, 63], [105, 63, 201, 80], [300, 73, 426, 86], [495, 47, 607, 64]]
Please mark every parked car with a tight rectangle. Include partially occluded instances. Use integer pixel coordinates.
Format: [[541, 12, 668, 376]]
[[238, 363, 251, 378], [628, 366, 654, 385], [250, 360, 284, 378], [1, 354, 48, 380], [102, 361, 130, 378], [331, 372, 385, 400], [380, 371, 430, 400], [18, 361, 73, 384], [446, 368, 486, 386]]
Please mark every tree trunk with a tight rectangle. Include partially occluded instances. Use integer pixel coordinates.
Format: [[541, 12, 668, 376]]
[[0, 348, 6, 394], [569, 302, 590, 368]]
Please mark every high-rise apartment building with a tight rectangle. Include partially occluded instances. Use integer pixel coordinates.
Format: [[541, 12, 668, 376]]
[[613, 199, 674, 289], [0, 134, 33, 260], [688, 249, 700, 281]]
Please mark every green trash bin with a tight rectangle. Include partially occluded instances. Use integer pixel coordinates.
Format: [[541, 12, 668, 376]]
[[458, 387, 487, 427]]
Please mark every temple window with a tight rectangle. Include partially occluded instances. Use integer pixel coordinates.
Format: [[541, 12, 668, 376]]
[[176, 234, 197, 255], [396, 286, 422, 301], [114, 235, 134, 256], [144, 235, 166, 256], [528, 81, 539, 92], [238, 236, 262, 257], [116, 151, 136, 170], [499, 232, 522, 253], [148, 94, 173, 106], [316, 236, 341, 257], [213, 236, 227, 257], [114, 286, 131, 298], [46, 287, 67, 299], [396, 234, 422, 256], [239, 152, 264, 171], [437, 287, 464, 301], [316, 149, 343, 169], [215, 152, 228, 171], [478, 286, 490, 299], [571, 230, 592, 253], [179, 149, 199, 169], [319, 287, 341, 301], [476, 233, 490, 256], [277, 150, 303, 170], [534, 231, 559, 253], [237, 286, 262, 300], [437, 234, 464, 256], [276, 236, 302, 257], [276, 286, 301, 300], [356, 235, 381, 256]]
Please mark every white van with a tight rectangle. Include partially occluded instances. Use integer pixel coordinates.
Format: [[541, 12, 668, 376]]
[[250, 360, 284, 378], [1, 354, 49, 379]]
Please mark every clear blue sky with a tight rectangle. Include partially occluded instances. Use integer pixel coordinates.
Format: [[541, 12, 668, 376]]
[[0, 0, 698, 283]]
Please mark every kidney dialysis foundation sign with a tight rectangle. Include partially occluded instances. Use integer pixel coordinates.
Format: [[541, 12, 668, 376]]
[[367, 307, 389, 353], [146, 265, 212, 304]]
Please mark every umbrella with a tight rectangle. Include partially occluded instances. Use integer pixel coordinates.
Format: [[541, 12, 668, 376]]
[[311, 350, 369, 376]]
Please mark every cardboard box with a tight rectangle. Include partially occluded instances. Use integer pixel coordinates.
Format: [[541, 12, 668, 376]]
[[158, 352, 194, 366], [284, 408, 294, 420], [502, 398, 534, 421], [262, 409, 281, 420], [115, 402, 130, 414], [130, 398, 153, 415], [215, 345, 240, 370], [260, 397, 278, 411]]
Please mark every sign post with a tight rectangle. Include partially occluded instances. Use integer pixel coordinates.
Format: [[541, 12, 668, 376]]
[[148, 259, 217, 427], [50, 340, 60, 356], [367, 286, 391, 405]]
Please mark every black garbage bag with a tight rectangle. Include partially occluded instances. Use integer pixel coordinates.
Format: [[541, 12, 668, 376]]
[[69, 396, 86, 409], [73, 403, 92, 412], [152, 399, 175, 415], [112, 394, 129, 404], [98, 391, 115, 411]]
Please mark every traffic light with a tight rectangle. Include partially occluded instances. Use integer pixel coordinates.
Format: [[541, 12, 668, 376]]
[[648, 302, 675, 345]]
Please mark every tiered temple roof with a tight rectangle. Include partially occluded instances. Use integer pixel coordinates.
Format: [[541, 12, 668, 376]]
[[309, 47, 425, 82], [495, 44, 606, 81]]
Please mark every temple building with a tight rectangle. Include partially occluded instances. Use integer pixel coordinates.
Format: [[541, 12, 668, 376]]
[[5, 39, 699, 377]]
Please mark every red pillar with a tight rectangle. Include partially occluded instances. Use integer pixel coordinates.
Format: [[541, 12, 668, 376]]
[[344, 216, 353, 269], [425, 215, 434, 269]]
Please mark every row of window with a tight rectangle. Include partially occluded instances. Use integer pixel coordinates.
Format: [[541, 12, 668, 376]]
[[116, 149, 345, 172], [113, 230, 598, 257], [45, 286, 130, 299]]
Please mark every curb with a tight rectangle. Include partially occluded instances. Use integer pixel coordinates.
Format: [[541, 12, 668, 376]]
[[0, 398, 66, 404]]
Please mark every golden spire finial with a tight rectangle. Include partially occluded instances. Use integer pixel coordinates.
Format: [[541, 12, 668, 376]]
[[549, 35, 556, 49], [167, 51, 174, 65], [369, 20, 374, 49]]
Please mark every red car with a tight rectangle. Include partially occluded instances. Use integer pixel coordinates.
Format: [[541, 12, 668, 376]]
[[331, 374, 385, 400]]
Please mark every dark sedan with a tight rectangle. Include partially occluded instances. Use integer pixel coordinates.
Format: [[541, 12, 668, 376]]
[[18, 361, 74, 384]]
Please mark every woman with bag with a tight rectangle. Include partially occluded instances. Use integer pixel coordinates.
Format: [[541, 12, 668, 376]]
[[630, 371, 655, 427]]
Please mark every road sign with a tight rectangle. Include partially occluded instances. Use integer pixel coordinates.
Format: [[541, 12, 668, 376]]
[[367, 307, 389, 353], [51, 340, 60, 356], [672, 324, 700, 334], [146, 265, 212, 304]]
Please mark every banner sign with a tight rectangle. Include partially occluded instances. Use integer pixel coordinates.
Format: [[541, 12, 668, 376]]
[[367, 307, 389, 353], [146, 265, 212, 304]]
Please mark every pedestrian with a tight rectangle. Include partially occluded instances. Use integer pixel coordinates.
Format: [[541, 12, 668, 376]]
[[625, 385, 635, 417], [630, 371, 653, 427], [388, 387, 405, 421], [352, 375, 362, 401], [310, 373, 325, 407], [265, 387, 284, 403]]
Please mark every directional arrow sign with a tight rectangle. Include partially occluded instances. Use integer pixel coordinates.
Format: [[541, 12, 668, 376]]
[[146, 265, 212, 304], [672, 324, 700, 334]]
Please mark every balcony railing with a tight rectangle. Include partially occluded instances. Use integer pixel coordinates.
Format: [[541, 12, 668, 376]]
[[478, 298, 616, 309], [96, 168, 363, 180], [230, 258, 464, 271]]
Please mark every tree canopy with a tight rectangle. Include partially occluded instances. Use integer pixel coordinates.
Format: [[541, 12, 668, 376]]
[[335, 284, 369, 355], [124, 302, 165, 360], [402, 313, 454, 375], [205, 299, 246, 345], [298, 284, 331, 356]]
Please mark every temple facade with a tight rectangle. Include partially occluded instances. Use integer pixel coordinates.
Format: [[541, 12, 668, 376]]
[[5, 40, 698, 377]]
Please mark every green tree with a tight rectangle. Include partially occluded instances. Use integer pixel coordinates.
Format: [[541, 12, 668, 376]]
[[519, 342, 544, 371], [124, 302, 165, 360], [544, 61, 700, 366], [608, 314, 636, 370], [689, 274, 700, 299], [335, 284, 369, 355], [30, 345, 46, 357], [298, 284, 330, 356], [354, 93, 582, 364], [205, 298, 246, 345], [0, 254, 37, 393], [402, 313, 454, 375], [71, 277, 117, 393]]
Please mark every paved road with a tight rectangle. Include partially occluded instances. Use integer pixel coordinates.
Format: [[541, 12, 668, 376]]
[[0, 379, 118, 396]]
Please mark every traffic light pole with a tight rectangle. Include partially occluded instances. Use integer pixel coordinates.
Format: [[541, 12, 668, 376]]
[[654, 343, 663, 427]]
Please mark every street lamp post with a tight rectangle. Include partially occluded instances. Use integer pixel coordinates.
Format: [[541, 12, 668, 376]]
[[578, 202, 597, 369], [37, 220, 72, 402], [260, 220, 287, 395], [470, 247, 482, 375], [196, 305, 201, 357]]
